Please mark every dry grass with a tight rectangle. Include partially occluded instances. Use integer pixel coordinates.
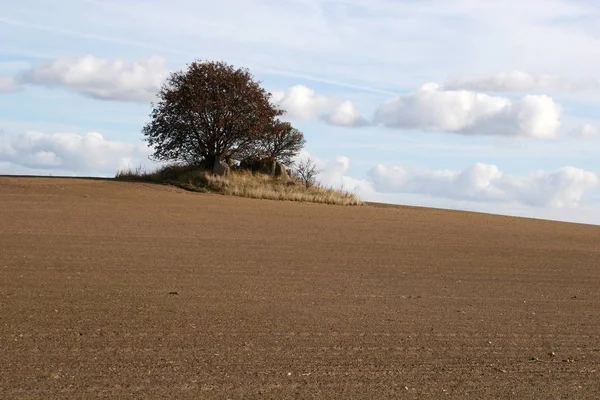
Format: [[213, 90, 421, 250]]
[[116, 164, 361, 206]]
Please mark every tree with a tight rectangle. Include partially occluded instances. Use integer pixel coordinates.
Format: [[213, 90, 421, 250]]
[[253, 120, 306, 167], [143, 60, 283, 170], [294, 157, 320, 189]]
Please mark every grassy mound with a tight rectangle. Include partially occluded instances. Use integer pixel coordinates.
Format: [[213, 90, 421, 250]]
[[116, 164, 361, 206]]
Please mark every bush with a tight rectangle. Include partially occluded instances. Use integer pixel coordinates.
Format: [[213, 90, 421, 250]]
[[293, 157, 320, 189]]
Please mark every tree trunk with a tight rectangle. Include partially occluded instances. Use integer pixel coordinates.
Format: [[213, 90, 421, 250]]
[[202, 154, 217, 170], [212, 155, 230, 176]]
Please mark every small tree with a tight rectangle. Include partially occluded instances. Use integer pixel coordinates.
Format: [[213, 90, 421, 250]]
[[253, 120, 306, 167], [294, 157, 320, 189], [143, 60, 282, 169]]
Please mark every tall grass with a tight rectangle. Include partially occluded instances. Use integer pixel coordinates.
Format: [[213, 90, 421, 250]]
[[116, 164, 361, 206]]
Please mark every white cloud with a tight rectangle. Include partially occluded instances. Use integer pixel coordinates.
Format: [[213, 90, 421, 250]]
[[272, 85, 366, 127], [374, 83, 562, 138], [0, 130, 155, 175], [0, 76, 18, 93], [271, 85, 332, 120], [317, 156, 374, 195], [290, 153, 598, 209], [444, 70, 600, 93], [369, 162, 598, 208], [292, 151, 373, 196], [20, 55, 167, 102], [326, 101, 370, 127], [570, 123, 600, 139]]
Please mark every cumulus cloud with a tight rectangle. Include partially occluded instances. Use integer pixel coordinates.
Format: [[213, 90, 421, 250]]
[[317, 156, 374, 195], [0, 131, 154, 175], [445, 71, 600, 93], [271, 85, 331, 120], [271, 85, 366, 127], [289, 152, 597, 208], [369, 162, 598, 208], [570, 123, 600, 139], [20, 55, 167, 102], [0, 76, 19, 93], [292, 151, 373, 195], [326, 101, 370, 127], [373, 83, 562, 138]]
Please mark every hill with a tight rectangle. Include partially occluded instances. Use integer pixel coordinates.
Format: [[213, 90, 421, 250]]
[[1, 176, 599, 399]]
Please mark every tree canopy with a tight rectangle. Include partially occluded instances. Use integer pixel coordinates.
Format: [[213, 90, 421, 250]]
[[252, 120, 306, 167], [142, 60, 303, 170]]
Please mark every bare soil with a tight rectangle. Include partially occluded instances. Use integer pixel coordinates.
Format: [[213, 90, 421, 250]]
[[1, 177, 600, 399]]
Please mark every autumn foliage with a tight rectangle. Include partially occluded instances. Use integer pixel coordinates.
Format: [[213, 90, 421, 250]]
[[142, 60, 303, 170]]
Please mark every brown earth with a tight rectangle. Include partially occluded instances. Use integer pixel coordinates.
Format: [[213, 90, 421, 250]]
[[1, 177, 600, 399]]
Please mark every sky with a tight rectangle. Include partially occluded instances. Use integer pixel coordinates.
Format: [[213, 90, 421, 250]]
[[1, 0, 600, 225]]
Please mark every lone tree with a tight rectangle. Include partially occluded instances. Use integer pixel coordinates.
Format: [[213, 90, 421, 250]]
[[143, 60, 285, 170]]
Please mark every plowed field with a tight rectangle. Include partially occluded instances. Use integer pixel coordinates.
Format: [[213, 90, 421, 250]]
[[1, 177, 600, 399]]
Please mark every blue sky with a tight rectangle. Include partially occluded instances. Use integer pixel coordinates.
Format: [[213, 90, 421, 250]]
[[2, 0, 600, 224]]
